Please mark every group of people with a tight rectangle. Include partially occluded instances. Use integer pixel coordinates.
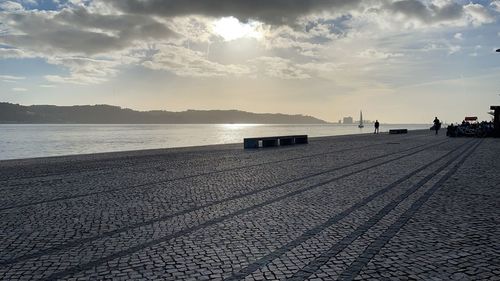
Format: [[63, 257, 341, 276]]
[[368, 116, 493, 137], [446, 120, 494, 138]]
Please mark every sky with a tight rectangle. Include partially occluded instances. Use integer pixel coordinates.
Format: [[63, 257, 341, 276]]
[[1, 0, 500, 123]]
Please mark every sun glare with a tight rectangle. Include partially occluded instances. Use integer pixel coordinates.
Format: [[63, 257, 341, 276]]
[[213, 17, 262, 41], [220, 124, 261, 130]]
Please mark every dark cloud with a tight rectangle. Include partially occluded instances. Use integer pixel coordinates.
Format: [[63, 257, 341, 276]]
[[103, 0, 362, 25], [1, 8, 176, 55], [100, 0, 472, 27], [56, 7, 169, 37], [388, 0, 463, 23], [2, 31, 124, 55]]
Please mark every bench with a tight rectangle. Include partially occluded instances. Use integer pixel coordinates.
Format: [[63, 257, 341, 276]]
[[244, 135, 308, 149], [389, 129, 408, 134]]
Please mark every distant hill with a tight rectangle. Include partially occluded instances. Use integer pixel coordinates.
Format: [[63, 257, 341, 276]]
[[0, 103, 328, 124]]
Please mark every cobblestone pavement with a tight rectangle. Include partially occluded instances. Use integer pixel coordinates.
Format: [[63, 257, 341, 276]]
[[0, 131, 498, 280]]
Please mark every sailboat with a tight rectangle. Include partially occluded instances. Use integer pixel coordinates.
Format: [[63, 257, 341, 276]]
[[358, 110, 364, 128]]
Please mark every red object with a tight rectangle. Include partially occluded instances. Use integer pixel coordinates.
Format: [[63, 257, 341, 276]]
[[464, 116, 477, 121]]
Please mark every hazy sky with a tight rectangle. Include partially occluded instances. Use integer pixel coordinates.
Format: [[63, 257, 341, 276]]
[[1, 0, 500, 123]]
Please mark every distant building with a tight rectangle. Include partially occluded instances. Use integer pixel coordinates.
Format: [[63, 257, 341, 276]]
[[343, 116, 353, 124]]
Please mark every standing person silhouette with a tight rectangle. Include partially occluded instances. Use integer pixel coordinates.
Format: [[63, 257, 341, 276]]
[[374, 120, 380, 134], [433, 117, 441, 135]]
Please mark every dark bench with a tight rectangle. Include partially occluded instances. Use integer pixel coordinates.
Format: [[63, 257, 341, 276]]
[[244, 135, 308, 149], [389, 129, 408, 134]]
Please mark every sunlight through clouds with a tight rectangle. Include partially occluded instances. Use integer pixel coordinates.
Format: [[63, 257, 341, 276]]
[[213, 16, 263, 41]]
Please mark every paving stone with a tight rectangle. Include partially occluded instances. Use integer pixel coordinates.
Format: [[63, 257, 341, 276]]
[[0, 132, 497, 280]]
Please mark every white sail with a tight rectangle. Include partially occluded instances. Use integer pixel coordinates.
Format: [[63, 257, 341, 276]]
[[358, 110, 364, 128]]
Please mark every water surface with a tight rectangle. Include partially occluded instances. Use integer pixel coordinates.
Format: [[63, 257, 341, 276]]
[[0, 124, 429, 160]]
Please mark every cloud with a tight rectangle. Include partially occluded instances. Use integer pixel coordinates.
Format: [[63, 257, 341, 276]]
[[251, 24, 335, 60], [0, 5, 178, 85], [251, 56, 311, 79], [0, 7, 177, 55], [0, 48, 35, 59], [387, 0, 464, 23], [448, 45, 461, 54], [357, 49, 404, 60], [0, 0, 498, 86], [0, 1, 24, 12], [102, 0, 363, 25], [45, 57, 121, 84], [142, 44, 252, 77], [491, 1, 500, 13], [359, 1, 495, 30], [454, 32, 463, 40], [168, 16, 214, 44], [463, 3, 495, 26], [142, 45, 326, 80], [0, 75, 26, 82], [12, 87, 28, 91]]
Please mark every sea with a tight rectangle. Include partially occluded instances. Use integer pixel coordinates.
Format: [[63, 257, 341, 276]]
[[0, 124, 430, 160]]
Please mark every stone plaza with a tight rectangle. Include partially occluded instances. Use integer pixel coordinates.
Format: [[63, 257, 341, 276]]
[[0, 130, 499, 280]]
